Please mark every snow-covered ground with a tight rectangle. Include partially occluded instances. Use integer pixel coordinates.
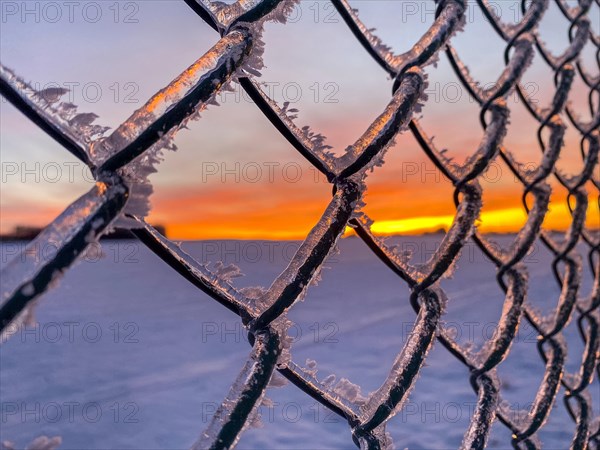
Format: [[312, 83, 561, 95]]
[[1, 236, 598, 449]]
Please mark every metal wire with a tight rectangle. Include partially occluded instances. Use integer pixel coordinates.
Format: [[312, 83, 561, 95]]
[[0, 0, 598, 448]]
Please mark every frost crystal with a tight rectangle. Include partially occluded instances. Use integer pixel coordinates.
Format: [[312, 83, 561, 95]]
[[247, 82, 337, 168], [267, 371, 288, 388], [322, 374, 336, 387], [0, 65, 110, 149], [333, 378, 367, 405], [333, 0, 400, 73], [212, 262, 244, 283], [1, 436, 62, 450], [302, 358, 319, 378]]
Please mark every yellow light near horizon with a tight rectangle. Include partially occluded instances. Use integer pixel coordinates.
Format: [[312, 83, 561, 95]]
[[370, 215, 455, 235], [163, 204, 591, 240], [361, 207, 531, 236], [476, 208, 528, 233], [361, 202, 596, 237], [587, 200, 600, 228]]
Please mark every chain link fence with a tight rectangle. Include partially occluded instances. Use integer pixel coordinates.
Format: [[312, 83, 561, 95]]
[[1, 0, 599, 448]]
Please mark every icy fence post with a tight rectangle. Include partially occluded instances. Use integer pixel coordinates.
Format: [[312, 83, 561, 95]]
[[1, 0, 599, 448]]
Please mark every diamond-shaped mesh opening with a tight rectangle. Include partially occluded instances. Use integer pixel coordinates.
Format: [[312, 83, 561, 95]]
[[439, 242, 506, 351], [147, 100, 332, 243]]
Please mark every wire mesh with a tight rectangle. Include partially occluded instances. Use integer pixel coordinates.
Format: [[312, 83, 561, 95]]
[[0, 0, 599, 448]]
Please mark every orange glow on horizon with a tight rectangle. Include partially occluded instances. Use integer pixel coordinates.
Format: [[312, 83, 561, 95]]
[[2, 185, 596, 240], [160, 203, 598, 240]]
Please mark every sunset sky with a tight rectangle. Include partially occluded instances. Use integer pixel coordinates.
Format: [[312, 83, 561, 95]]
[[1, 1, 598, 239]]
